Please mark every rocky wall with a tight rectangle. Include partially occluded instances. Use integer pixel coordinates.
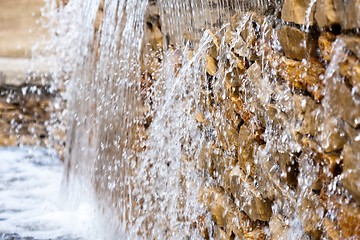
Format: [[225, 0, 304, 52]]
[[141, 0, 360, 238], [56, 0, 360, 238]]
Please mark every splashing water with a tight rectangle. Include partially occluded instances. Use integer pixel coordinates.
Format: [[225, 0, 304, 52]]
[[37, 0, 360, 239], [0, 147, 108, 240]]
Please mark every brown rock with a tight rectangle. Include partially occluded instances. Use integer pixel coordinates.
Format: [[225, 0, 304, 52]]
[[0, 135, 16, 146], [206, 55, 217, 76], [269, 215, 288, 239], [0, 0, 47, 58], [200, 187, 255, 238], [281, 0, 315, 25], [318, 32, 336, 62], [238, 124, 259, 177], [343, 0, 360, 29], [341, 144, 360, 203], [338, 54, 360, 93], [340, 35, 360, 59], [230, 166, 273, 221], [244, 229, 266, 240], [327, 80, 360, 128], [337, 204, 360, 238], [315, 0, 360, 29], [231, 98, 264, 143], [247, 62, 262, 91], [213, 225, 228, 240], [278, 58, 325, 100], [323, 218, 342, 240], [315, 0, 344, 28], [277, 26, 316, 61], [297, 195, 322, 237]]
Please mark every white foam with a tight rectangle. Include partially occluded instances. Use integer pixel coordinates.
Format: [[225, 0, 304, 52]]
[[0, 147, 105, 240]]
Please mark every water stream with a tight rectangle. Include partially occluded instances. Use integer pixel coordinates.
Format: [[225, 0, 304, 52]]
[[2, 0, 359, 239]]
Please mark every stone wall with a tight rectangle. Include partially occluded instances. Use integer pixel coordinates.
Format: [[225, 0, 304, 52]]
[[141, 0, 360, 238], [57, 0, 360, 238]]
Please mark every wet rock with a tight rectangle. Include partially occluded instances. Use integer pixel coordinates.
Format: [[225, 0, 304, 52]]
[[238, 124, 259, 177], [268, 215, 288, 239], [338, 54, 360, 93], [278, 58, 325, 100], [337, 204, 360, 238], [213, 225, 228, 240], [206, 55, 218, 76], [315, 0, 344, 28], [231, 97, 264, 144], [247, 62, 262, 91], [315, 0, 360, 29], [341, 144, 360, 203], [343, 0, 360, 29], [340, 35, 360, 59], [230, 166, 273, 221], [296, 95, 347, 152], [318, 117, 347, 153], [318, 31, 336, 62], [200, 187, 256, 238], [323, 218, 342, 239], [243, 229, 266, 240], [327, 80, 360, 128], [277, 26, 316, 61], [281, 0, 315, 25], [297, 195, 322, 238]]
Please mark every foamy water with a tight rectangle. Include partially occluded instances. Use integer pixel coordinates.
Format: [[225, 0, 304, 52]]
[[0, 147, 106, 240]]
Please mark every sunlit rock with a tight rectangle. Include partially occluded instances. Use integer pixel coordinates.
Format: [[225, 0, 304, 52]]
[[277, 26, 317, 61], [281, 0, 315, 25], [341, 144, 360, 203], [229, 166, 273, 221]]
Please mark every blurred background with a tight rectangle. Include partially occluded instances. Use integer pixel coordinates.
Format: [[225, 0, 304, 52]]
[[0, 0, 64, 155]]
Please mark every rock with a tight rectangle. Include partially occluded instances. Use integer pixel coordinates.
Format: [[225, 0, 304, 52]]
[[0, 135, 16, 146], [297, 195, 322, 237], [281, 0, 315, 25], [213, 224, 228, 240], [343, 0, 360, 29], [269, 215, 288, 239], [278, 58, 325, 101], [210, 149, 237, 192], [195, 112, 206, 123], [277, 26, 316, 61], [341, 144, 360, 203], [318, 32, 336, 62], [206, 55, 218, 76], [238, 124, 259, 177], [315, 0, 360, 29], [315, 0, 344, 28], [318, 117, 347, 153], [247, 62, 263, 97], [326, 80, 360, 128], [243, 229, 266, 240], [339, 35, 360, 59], [323, 218, 342, 239], [298, 96, 347, 152], [231, 98, 264, 143], [338, 54, 360, 93], [94, 10, 103, 31], [230, 166, 273, 221], [200, 187, 256, 238], [337, 204, 360, 238]]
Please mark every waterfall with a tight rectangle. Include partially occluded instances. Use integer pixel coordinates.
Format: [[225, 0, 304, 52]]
[[47, 0, 360, 239]]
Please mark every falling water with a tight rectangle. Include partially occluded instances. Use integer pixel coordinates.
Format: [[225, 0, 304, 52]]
[[42, 0, 360, 239]]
